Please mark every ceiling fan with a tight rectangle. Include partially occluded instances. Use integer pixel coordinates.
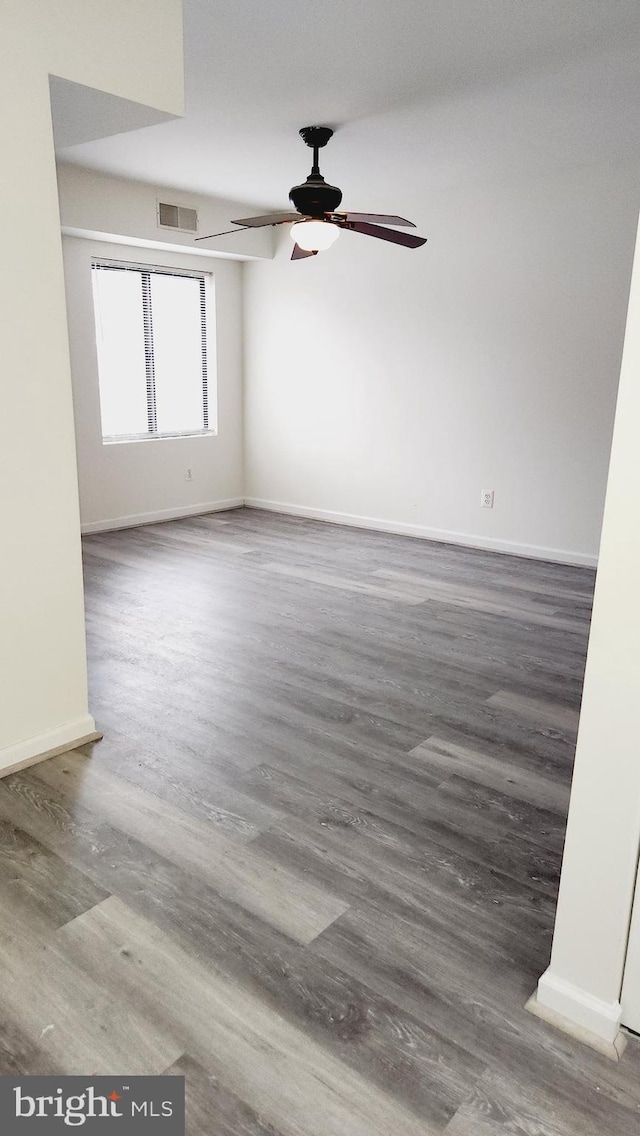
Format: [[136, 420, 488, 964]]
[[195, 126, 427, 260]]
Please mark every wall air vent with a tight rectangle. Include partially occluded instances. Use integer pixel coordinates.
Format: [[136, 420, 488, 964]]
[[157, 201, 198, 233]]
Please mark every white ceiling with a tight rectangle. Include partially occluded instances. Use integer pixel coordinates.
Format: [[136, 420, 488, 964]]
[[57, 0, 640, 213]]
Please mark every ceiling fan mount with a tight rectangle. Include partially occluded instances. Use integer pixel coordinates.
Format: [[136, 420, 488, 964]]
[[195, 125, 427, 259], [298, 125, 334, 150]]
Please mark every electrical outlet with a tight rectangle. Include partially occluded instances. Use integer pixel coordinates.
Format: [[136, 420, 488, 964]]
[[185, 467, 194, 482], [481, 489, 494, 509]]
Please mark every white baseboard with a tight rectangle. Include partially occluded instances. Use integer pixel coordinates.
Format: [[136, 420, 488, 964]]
[[81, 495, 598, 567], [244, 498, 598, 568], [0, 715, 100, 779], [532, 969, 624, 1053], [81, 498, 245, 535]]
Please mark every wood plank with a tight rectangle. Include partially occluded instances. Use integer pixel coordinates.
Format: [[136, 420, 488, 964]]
[[313, 904, 640, 1125], [0, 815, 109, 931], [0, 923, 183, 1075], [485, 690, 580, 734], [59, 896, 441, 1136], [261, 562, 426, 604], [0, 1017, 61, 1076], [372, 568, 565, 624], [0, 788, 481, 1125], [165, 1054, 286, 1136], [445, 1066, 640, 1136], [409, 736, 571, 813], [33, 752, 349, 945]]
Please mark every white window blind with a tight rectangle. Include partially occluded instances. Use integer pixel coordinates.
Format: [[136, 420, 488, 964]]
[[91, 259, 215, 442]]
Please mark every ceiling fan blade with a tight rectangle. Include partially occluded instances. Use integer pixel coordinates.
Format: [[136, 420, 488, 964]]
[[334, 212, 416, 227], [291, 244, 315, 260], [347, 220, 427, 248], [231, 212, 303, 227], [195, 226, 253, 241], [196, 212, 304, 241]]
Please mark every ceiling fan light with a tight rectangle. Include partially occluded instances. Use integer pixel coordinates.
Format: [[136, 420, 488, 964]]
[[290, 220, 340, 252]]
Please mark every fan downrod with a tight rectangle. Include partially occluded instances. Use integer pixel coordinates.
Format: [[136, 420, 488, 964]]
[[290, 124, 342, 216]]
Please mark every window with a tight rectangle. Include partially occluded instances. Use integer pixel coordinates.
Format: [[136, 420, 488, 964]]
[[91, 259, 215, 442]]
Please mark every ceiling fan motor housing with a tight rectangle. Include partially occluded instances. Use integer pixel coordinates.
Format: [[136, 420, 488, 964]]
[[289, 174, 343, 218]]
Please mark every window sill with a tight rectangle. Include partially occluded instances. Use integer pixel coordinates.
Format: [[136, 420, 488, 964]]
[[102, 430, 217, 446]]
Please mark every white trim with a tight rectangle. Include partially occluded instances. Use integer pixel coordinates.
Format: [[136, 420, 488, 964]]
[[534, 968, 624, 1048], [526, 992, 627, 1061], [81, 496, 600, 565], [0, 715, 99, 779], [620, 838, 640, 1034], [103, 429, 216, 445], [81, 498, 245, 535], [244, 499, 598, 568], [61, 227, 272, 262]]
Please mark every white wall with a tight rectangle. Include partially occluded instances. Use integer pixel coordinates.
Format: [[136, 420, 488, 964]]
[[244, 161, 640, 565], [0, 0, 183, 774], [63, 237, 244, 531], [57, 166, 262, 531], [536, 210, 640, 1049], [43, 0, 183, 118], [57, 163, 273, 262]]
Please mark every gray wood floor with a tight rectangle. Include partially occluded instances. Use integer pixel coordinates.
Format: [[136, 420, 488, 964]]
[[1, 508, 639, 1134]]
